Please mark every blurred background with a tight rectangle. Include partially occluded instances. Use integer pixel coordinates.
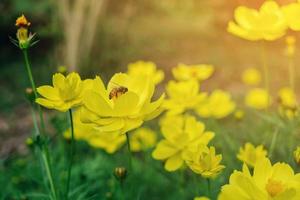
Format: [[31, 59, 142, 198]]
[[0, 0, 299, 156]]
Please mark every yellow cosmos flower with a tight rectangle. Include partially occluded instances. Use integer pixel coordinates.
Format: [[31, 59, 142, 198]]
[[227, 1, 287, 41], [278, 87, 298, 119], [15, 14, 31, 27], [127, 61, 164, 85], [183, 145, 225, 179], [242, 68, 261, 86], [163, 80, 207, 115], [64, 111, 126, 154], [282, 2, 300, 31], [294, 147, 300, 166], [278, 87, 297, 109], [245, 88, 271, 110], [219, 158, 300, 200], [172, 63, 214, 82], [234, 109, 244, 120], [152, 115, 214, 172], [194, 197, 210, 200], [36, 72, 91, 112], [80, 73, 164, 135], [237, 143, 268, 168], [285, 36, 296, 57], [130, 127, 157, 152], [196, 90, 236, 119]]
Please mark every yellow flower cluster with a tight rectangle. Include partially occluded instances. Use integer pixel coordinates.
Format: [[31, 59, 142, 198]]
[[130, 127, 157, 152], [242, 68, 261, 86], [37, 70, 165, 138], [184, 145, 225, 178], [152, 115, 215, 171], [245, 88, 271, 110], [36, 73, 90, 112], [164, 63, 235, 119], [64, 111, 125, 154], [285, 36, 296, 57], [219, 158, 300, 200], [163, 80, 207, 115], [127, 60, 164, 85], [172, 64, 214, 82], [228, 1, 300, 41], [278, 87, 298, 119], [80, 73, 164, 135], [196, 90, 236, 119], [237, 143, 268, 167], [294, 147, 300, 165], [64, 112, 157, 153]]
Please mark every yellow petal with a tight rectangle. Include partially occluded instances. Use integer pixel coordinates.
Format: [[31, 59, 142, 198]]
[[37, 86, 60, 100], [93, 118, 125, 132], [83, 91, 113, 116], [152, 140, 178, 160], [121, 118, 143, 134], [113, 91, 140, 116], [52, 73, 65, 89], [164, 153, 184, 171]]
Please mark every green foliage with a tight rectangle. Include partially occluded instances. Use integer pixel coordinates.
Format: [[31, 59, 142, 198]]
[[1, 110, 300, 200]]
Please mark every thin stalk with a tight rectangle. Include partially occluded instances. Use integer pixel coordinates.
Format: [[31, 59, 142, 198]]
[[193, 175, 200, 197], [269, 128, 279, 158], [23, 49, 46, 132], [125, 132, 133, 171], [288, 56, 295, 92], [66, 109, 75, 199], [206, 178, 211, 198], [41, 147, 58, 200], [261, 42, 270, 108], [22, 49, 57, 200], [29, 105, 48, 190], [119, 180, 125, 200]]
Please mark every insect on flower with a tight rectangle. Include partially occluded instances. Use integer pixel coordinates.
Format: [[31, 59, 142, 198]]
[[109, 86, 128, 100]]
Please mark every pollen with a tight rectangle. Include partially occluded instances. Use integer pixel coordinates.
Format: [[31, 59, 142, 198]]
[[266, 179, 285, 197]]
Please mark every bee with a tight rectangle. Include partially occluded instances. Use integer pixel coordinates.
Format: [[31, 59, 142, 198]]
[[109, 86, 128, 100]]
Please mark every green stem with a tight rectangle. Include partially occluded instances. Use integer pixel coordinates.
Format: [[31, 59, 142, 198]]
[[23, 49, 46, 133], [193, 175, 200, 196], [288, 56, 295, 92], [206, 178, 211, 198], [66, 109, 75, 199], [125, 132, 132, 171], [261, 42, 270, 109], [22, 49, 57, 200], [119, 180, 125, 200], [41, 147, 58, 200], [269, 128, 279, 159]]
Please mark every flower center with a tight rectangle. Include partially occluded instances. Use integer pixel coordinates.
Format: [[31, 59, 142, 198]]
[[109, 87, 128, 100], [265, 179, 284, 197]]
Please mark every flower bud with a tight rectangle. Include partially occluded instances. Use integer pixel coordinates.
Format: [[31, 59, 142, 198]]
[[285, 36, 296, 57], [25, 87, 35, 103], [114, 167, 127, 181], [25, 137, 34, 147], [57, 66, 68, 75], [294, 147, 300, 165], [14, 14, 35, 50], [16, 14, 31, 27]]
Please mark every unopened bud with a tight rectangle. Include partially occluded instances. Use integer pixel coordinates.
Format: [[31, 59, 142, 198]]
[[25, 137, 34, 147], [57, 66, 67, 75], [25, 87, 35, 103], [114, 167, 127, 181], [294, 147, 300, 166]]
